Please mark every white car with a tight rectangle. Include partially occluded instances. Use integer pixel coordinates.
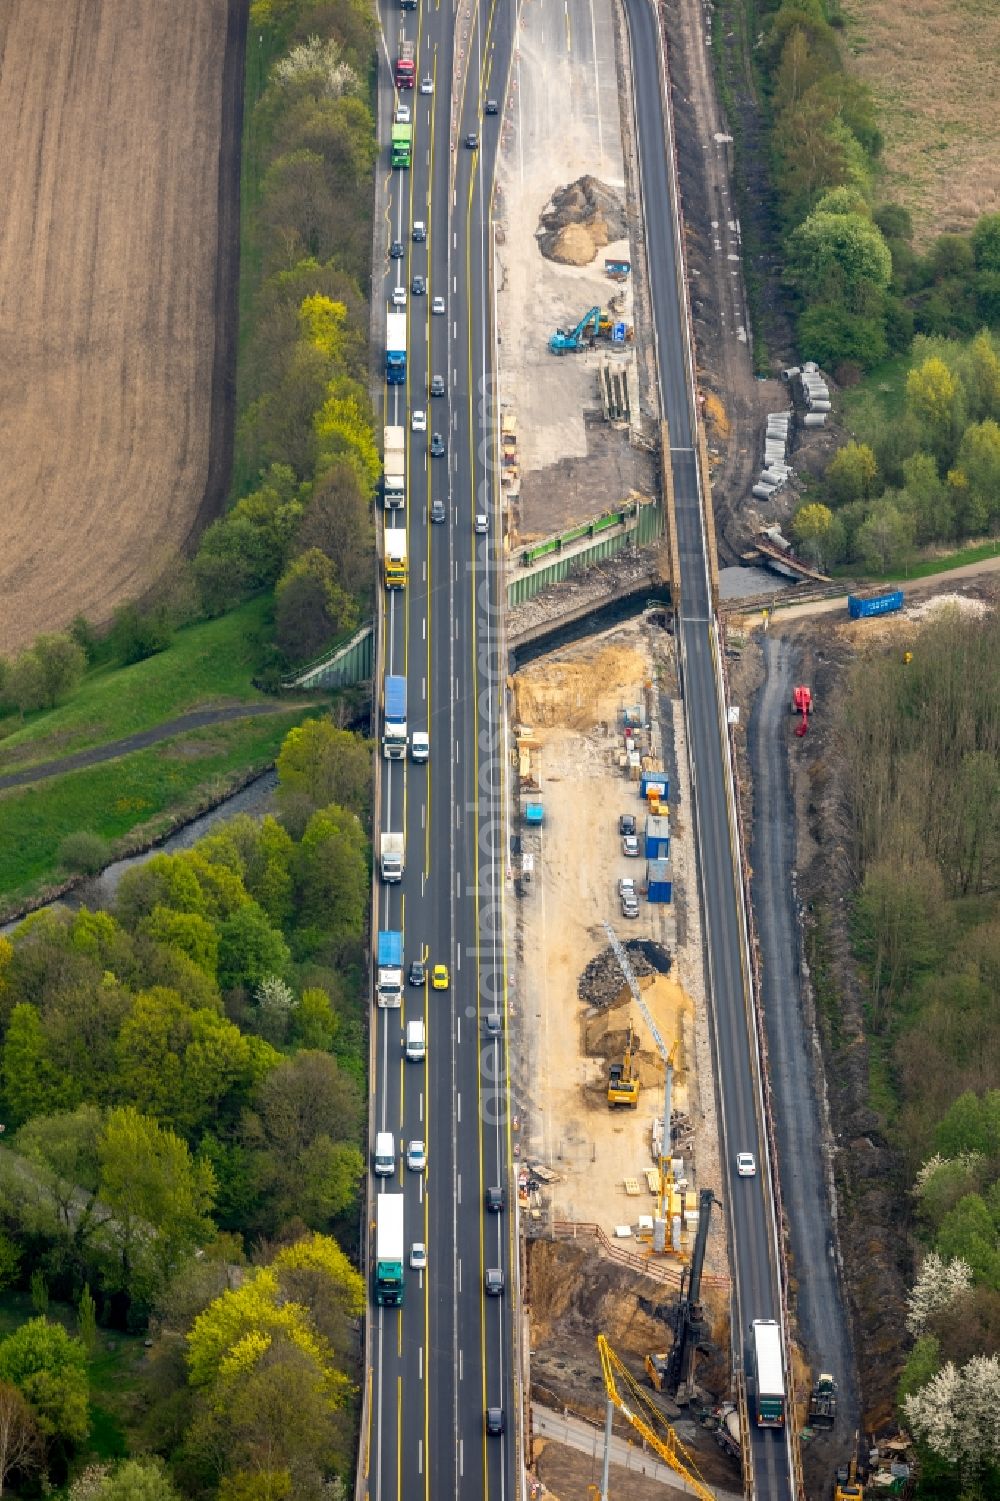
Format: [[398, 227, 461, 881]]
[[412, 409, 426, 433], [395, 103, 411, 124], [406, 1140, 426, 1172], [736, 1152, 756, 1178], [431, 296, 445, 315], [420, 75, 434, 94], [391, 286, 407, 309], [410, 1242, 427, 1270]]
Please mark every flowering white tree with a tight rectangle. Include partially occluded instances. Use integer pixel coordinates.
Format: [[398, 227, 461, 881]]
[[254, 976, 294, 1018], [906, 1252, 973, 1336], [904, 1355, 1000, 1470], [274, 36, 358, 98]]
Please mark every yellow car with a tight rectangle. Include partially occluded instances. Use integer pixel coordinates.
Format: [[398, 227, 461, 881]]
[[431, 964, 450, 991]]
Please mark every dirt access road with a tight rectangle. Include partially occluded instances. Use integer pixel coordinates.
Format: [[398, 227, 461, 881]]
[[0, 0, 244, 654]]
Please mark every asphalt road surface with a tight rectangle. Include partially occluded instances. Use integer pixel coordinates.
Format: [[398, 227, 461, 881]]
[[367, 0, 518, 1497], [623, 2, 796, 1496], [750, 634, 860, 1448]]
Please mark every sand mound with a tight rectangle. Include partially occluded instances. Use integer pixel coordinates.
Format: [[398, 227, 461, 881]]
[[513, 642, 646, 729], [537, 176, 627, 265]]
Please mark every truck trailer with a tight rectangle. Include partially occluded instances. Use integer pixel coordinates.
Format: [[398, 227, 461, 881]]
[[380, 831, 405, 883], [383, 674, 408, 759], [376, 930, 403, 1007], [383, 424, 405, 509], [374, 1192, 405, 1306], [391, 121, 412, 168], [384, 523, 407, 588], [751, 1320, 786, 1428], [394, 39, 415, 88], [386, 311, 407, 384]]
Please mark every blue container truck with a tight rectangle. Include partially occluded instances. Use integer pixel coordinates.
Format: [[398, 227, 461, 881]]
[[847, 588, 904, 620], [376, 930, 403, 1007], [383, 674, 408, 760], [386, 311, 407, 384]]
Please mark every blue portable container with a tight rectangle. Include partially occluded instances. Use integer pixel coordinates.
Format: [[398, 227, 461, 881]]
[[646, 858, 672, 903], [847, 589, 904, 620], [644, 815, 671, 861]]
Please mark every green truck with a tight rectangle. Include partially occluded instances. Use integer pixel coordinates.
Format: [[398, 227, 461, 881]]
[[391, 123, 412, 169]]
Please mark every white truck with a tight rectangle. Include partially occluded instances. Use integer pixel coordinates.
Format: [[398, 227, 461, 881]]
[[383, 424, 405, 509], [380, 831, 405, 883], [384, 524, 407, 588]]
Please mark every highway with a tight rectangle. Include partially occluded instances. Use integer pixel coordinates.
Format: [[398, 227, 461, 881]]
[[622, 2, 797, 1497], [366, 0, 518, 1495]]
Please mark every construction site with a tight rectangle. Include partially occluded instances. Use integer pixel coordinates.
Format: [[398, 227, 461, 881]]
[[506, 617, 744, 1494]]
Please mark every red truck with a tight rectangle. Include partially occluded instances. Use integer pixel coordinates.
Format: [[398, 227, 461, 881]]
[[395, 39, 415, 88]]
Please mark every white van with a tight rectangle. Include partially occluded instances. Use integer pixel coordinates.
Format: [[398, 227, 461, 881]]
[[405, 1019, 426, 1061], [411, 731, 429, 764], [373, 1131, 395, 1176]]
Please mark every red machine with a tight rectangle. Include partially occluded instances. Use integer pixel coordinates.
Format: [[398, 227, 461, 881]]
[[792, 685, 812, 737]]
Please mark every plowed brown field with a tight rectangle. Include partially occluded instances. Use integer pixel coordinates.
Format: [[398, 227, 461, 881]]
[[0, 0, 244, 654]]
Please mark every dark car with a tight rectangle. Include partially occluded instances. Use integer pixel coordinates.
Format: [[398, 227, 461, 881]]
[[390, 240, 404, 259], [486, 1407, 504, 1436], [412, 220, 426, 242], [430, 432, 446, 457], [485, 98, 499, 115], [408, 958, 426, 986], [465, 132, 479, 149], [430, 374, 445, 397], [619, 813, 637, 836], [411, 274, 426, 295], [485, 1267, 504, 1296], [429, 497, 446, 524], [485, 1185, 504, 1213]]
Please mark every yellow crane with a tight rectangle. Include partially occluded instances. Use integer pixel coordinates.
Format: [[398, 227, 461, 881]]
[[596, 1334, 717, 1501]]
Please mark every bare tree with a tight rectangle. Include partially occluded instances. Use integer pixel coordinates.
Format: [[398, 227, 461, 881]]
[[0, 1380, 42, 1497]]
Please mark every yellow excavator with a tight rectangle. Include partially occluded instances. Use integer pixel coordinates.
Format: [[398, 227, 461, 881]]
[[596, 1335, 717, 1501], [835, 1435, 866, 1501], [607, 1021, 640, 1107]]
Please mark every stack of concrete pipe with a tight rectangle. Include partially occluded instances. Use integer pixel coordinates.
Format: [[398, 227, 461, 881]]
[[751, 409, 793, 502], [797, 361, 831, 428]]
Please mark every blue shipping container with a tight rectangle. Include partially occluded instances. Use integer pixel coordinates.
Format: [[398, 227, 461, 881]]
[[644, 815, 671, 862], [847, 589, 904, 620], [384, 674, 407, 723], [524, 803, 544, 825], [640, 771, 669, 800], [377, 930, 403, 966], [646, 858, 672, 903]]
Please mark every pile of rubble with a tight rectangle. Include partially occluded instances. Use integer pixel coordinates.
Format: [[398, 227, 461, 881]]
[[537, 176, 627, 266], [578, 940, 671, 1007]]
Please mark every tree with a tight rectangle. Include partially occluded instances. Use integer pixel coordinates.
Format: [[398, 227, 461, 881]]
[[899, 452, 952, 544], [936, 1195, 1000, 1287], [110, 603, 173, 665], [97, 1107, 216, 1297], [294, 459, 373, 598], [0, 1318, 89, 1445], [116, 855, 207, 928], [898, 1334, 941, 1405], [249, 1053, 364, 1230], [855, 499, 915, 573], [906, 1253, 974, 1336], [0, 1380, 42, 1497], [253, 977, 295, 1046], [15, 1105, 103, 1240], [952, 420, 1000, 532], [292, 806, 368, 950], [312, 381, 380, 490], [274, 549, 359, 664], [797, 301, 887, 372], [140, 907, 219, 978], [787, 211, 892, 312], [906, 357, 964, 467], [291, 988, 338, 1051], [904, 1355, 1000, 1474], [29, 1270, 48, 1318], [935, 1091, 1000, 1160], [31, 634, 86, 707], [276, 720, 370, 824], [77, 1285, 97, 1355], [1, 1003, 73, 1125], [790, 502, 844, 568], [217, 904, 291, 993], [71, 1457, 182, 1500], [972, 213, 1000, 274], [4, 653, 46, 719], [0, 1238, 20, 1294], [826, 442, 878, 504]]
